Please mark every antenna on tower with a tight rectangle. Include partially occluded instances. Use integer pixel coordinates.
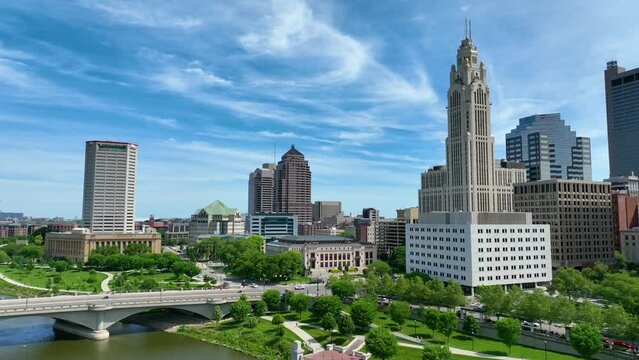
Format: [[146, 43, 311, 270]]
[[464, 18, 468, 39], [469, 20, 472, 40]]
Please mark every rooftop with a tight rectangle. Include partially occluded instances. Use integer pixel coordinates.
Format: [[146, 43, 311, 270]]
[[196, 200, 238, 216]]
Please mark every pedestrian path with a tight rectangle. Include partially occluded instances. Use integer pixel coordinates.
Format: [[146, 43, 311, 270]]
[[0, 272, 90, 295], [398, 341, 520, 360], [99, 271, 113, 292], [261, 316, 323, 353]]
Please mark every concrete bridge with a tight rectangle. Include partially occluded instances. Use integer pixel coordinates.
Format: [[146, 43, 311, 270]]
[[0, 288, 274, 340]]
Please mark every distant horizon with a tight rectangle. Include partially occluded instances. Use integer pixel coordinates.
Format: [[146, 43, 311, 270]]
[[1, 1, 638, 219]]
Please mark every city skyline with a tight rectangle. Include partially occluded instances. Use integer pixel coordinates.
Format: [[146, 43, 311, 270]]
[[1, 1, 639, 219]]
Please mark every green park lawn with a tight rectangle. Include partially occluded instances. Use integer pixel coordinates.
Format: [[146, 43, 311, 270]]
[[300, 325, 353, 347], [282, 310, 322, 325], [367, 310, 582, 360], [178, 317, 304, 360], [0, 278, 48, 297], [390, 347, 484, 360], [0, 265, 106, 293]]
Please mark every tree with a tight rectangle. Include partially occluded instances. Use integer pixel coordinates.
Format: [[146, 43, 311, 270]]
[[495, 318, 520, 355], [0, 250, 9, 264], [547, 296, 576, 329], [124, 243, 151, 256], [366, 260, 391, 278], [603, 304, 630, 339], [328, 276, 358, 301], [272, 314, 284, 325], [389, 301, 412, 330], [437, 311, 458, 343], [389, 246, 406, 273], [518, 288, 549, 323], [230, 296, 252, 323], [246, 317, 259, 329], [422, 344, 452, 360], [425, 279, 446, 308], [33, 234, 44, 246], [576, 300, 603, 329], [366, 327, 398, 360], [339, 315, 355, 336], [502, 286, 525, 317], [441, 280, 466, 309], [253, 300, 268, 319], [52, 260, 69, 272], [275, 324, 286, 337], [570, 324, 603, 359], [552, 268, 591, 299], [322, 313, 337, 338], [311, 295, 342, 319], [288, 293, 311, 318], [419, 307, 440, 336], [350, 299, 377, 330], [262, 289, 281, 311], [462, 316, 480, 336], [213, 305, 224, 325], [172, 261, 200, 277], [140, 278, 158, 290]]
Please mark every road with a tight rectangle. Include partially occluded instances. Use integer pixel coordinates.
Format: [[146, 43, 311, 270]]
[[0, 284, 328, 315]]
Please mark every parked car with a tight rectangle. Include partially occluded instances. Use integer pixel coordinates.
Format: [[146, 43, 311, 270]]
[[294, 285, 305, 290], [249, 283, 258, 288]]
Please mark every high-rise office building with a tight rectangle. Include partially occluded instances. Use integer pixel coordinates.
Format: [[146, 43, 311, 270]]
[[248, 163, 275, 215], [82, 141, 137, 233], [513, 179, 614, 268], [506, 113, 592, 181], [274, 145, 312, 224], [362, 208, 380, 223], [312, 201, 341, 222], [605, 61, 639, 177], [418, 33, 525, 214]]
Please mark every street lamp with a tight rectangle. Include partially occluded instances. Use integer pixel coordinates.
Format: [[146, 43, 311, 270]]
[[544, 340, 547, 360]]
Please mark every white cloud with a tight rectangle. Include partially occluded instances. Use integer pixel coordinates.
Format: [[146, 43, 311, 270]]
[[78, 1, 204, 29]]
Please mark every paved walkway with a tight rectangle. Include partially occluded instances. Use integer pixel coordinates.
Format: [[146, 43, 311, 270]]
[[261, 316, 323, 353], [398, 341, 520, 360], [99, 272, 113, 292]]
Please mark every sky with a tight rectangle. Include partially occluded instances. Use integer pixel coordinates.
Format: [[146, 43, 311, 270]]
[[1, 1, 638, 220]]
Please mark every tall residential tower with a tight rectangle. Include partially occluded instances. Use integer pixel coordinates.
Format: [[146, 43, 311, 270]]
[[248, 163, 275, 215], [82, 140, 137, 233]]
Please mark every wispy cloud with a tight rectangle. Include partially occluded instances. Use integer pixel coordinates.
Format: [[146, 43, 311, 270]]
[[77, 1, 204, 29]]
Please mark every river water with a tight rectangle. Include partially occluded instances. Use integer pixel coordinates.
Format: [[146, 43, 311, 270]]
[[0, 316, 254, 360]]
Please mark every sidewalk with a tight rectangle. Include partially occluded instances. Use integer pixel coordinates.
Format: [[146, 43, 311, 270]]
[[99, 271, 113, 292], [261, 316, 323, 353]]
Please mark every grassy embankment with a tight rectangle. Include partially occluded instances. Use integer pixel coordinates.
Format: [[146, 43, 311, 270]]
[[0, 278, 48, 297], [0, 265, 106, 293]]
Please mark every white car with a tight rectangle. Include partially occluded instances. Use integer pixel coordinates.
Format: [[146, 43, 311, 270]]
[[249, 283, 258, 288], [294, 285, 306, 290]]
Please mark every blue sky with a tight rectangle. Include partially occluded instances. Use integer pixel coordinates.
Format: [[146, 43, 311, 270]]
[[1, 1, 638, 219]]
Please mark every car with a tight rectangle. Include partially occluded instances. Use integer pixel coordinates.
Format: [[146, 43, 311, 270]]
[[294, 285, 305, 290], [613, 340, 633, 349], [602, 338, 612, 345], [249, 283, 258, 288]]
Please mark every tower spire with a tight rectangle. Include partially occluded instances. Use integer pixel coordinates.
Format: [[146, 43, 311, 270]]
[[464, 18, 468, 39], [469, 20, 472, 40]]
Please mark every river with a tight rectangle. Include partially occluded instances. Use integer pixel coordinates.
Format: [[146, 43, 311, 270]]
[[0, 316, 254, 360]]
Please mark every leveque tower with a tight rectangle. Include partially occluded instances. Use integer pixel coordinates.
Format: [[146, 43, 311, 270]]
[[419, 34, 525, 214]]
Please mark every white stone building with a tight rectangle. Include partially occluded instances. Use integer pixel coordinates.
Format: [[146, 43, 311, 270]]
[[406, 212, 552, 294]]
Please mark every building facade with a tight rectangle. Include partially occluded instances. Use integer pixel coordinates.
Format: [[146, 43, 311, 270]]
[[606, 174, 639, 195], [248, 163, 276, 215], [247, 214, 298, 237], [274, 145, 312, 224], [362, 208, 379, 223], [48, 223, 77, 233], [506, 113, 592, 181], [189, 201, 245, 242], [513, 180, 614, 267], [45, 227, 161, 262], [406, 212, 552, 294], [612, 193, 639, 251], [265, 235, 376, 274], [620, 228, 639, 263], [312, 201, 342, 223], [605, 61, 639, 177], [82, 140, 137, 233], [418, 34, 526, 214], [0, 223, 28, 238]]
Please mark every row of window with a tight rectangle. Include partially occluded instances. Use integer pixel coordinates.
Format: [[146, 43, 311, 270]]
[[408, 252, 466, 261], [478, 246, 545, 252], [478, 273, 547, 281], [478, 255, 546, 261], [478, 263, 547, 271]]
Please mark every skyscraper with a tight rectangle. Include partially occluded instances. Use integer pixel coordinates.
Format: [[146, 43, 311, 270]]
[[506, 113, 592, 181], [605, 61, 639, 177], [419, 34, 525, 214], [248, 163, 275, 215], [274, 145, 312, 224], [82, 140, 137, 233], [312, 201, 341, 222]]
